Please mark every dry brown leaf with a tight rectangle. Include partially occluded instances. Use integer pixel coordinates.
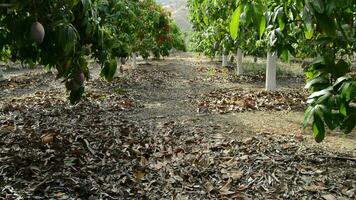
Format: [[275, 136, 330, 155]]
[[151, 161, 167, 170], [212, 133, 225, 139], [140, 156, 148, 166], [41, 134, 55, 145], [230, 170, 243, 180], [133, 171, 145, 182], [205, 181, 214, 193], [55, 192, 66, 198], [345, 188, 355, 197], [304, 184, 327, 192], [1, 124, 15, 131], [239, 155, 249, 161], [321, 194, 337, 200], [219, 179, 236, 195]]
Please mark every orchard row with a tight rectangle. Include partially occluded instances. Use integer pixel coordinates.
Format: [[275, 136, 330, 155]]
[[0, 0, 186, 103], [188, 0, 356, 141]]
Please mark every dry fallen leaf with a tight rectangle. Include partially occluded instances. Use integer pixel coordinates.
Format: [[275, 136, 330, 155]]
[[151, 161, 167, 170], [304, 184, 327, 192], [205, 181, 215, 193], [140, 156, 148, 166], [41, 134, 55, 145], [133, 171, 145, 182], [230, 170, 243, 180], [212, 133, 225, 139], [321, 194, 336, 200], [219, 179, 236, 195], [1, 124, 15, 131]]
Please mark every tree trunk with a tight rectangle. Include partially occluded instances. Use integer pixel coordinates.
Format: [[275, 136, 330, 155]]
[[114, 57, 122, 78], [0, 65, 5, 81], [132, 53, 137, 69], [266, 51, 277, 90], [236, 49, 243, 75], [222, 54, 228, 67]]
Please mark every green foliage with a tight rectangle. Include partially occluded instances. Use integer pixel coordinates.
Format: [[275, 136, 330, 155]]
[[230, 6, 241, 40], [188, 0, 266, 58], [228, 0, 356, 141], [0, 0, 185, 103]]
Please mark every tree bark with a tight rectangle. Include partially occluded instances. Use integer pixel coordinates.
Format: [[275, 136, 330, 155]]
[[114, 57, 122, 78], [222, 54, 228, 67], [266, 51, 277, 90], [236, 49, 243, 75], [132, 53, 137, 69], [0, 65, 5, 81]]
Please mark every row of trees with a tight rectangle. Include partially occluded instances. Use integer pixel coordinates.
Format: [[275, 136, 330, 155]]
[[188, 0, 355, 141], [188, 0, 266, 75], [0, 0, 186, 103]]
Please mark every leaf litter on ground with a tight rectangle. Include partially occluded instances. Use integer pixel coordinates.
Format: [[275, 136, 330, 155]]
[[0, 60, 355, 200], [197, 87, 308, 114]]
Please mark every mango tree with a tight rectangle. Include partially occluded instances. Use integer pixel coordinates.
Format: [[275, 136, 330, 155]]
[[188, 0, 266, 74], [229, 0, 356, 141], [0, 0, 185, 103]]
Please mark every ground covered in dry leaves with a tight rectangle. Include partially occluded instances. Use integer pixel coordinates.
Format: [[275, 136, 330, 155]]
[[0, 54, 355, 199]]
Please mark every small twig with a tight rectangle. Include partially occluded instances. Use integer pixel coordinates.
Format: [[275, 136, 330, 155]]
[[321, 155, 356, 162], [82, 138, 96, 156], [28, 178, 50, 192]]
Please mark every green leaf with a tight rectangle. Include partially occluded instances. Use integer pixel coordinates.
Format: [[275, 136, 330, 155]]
[[305, 75, 329, 89], [341, 113, 356, 134], [333, 59, 350, 78], [230, 6, 242, 40], [315, 92, 332, 104], [317, 14, 336, 37], [280, 49, 289, 62], [304, 29, 314, 39], [325, 0, 336, 15], [302, 5, 314, 39], [312, 112, 325, 143], [203, 15, 209, 25], [340, 81, 356, 101], [311, 0, 325, 14], [259, 15, 266, 38], [278, 16, 285, 31], [101, 59, 117, 82], [308, 87, 333, 99], [319, 105, 337, 130], [334, 76, 350, 87], [303, 106, 314, 128], [340, 102, 348, 116]]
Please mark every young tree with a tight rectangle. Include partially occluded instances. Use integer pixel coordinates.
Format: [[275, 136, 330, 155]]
[[229, 0, 356, 141]]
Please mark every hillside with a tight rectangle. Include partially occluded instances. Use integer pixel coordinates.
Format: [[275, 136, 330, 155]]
[[156, 0, 192, 32]]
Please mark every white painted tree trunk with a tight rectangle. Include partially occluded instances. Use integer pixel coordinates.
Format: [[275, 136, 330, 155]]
[[132, 52, 137, 69], [114, 57, 122, 78], [236, 49, 243, 75], [222, 54, 228, 67], [266, 51, 277, 90], [0, 67, 4, 81]]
